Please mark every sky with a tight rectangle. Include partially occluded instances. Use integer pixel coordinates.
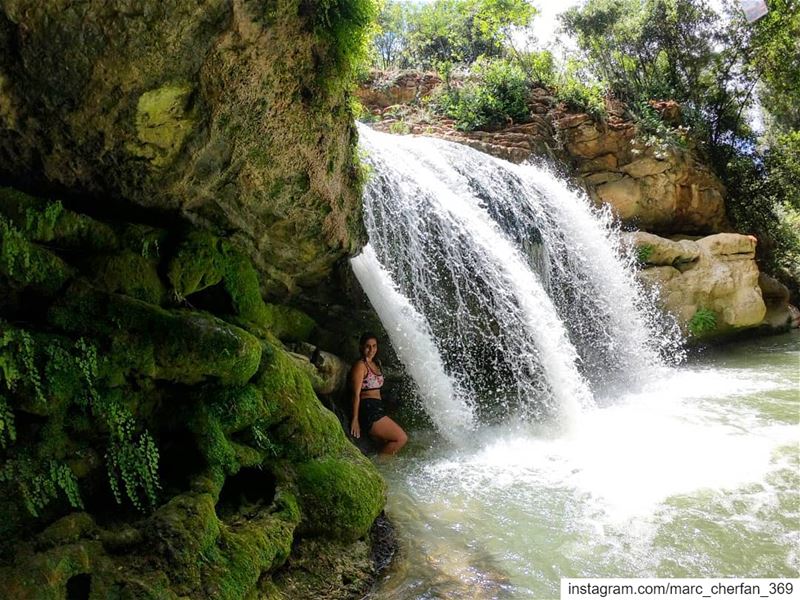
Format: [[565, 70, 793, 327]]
[[529, 0, 582, 48]]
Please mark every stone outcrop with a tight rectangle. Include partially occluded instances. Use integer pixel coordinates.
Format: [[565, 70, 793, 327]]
[[625, 231, 768, 337], [0, 2, 388, 598], [356, 70, 442, 109], [0, 0, 366, 297], [359, 71, 728, 235], [556, 112, 727, 235], [0, 189, 386, 599]]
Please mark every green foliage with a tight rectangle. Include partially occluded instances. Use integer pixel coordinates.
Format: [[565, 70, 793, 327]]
[[634, 101, 688, 151], [371, 0, 535, 69], [388, 120, 411, 134], [743, 0, 800, 136], [555, 60, 607, 120], [0, 324, 161, 514], [688, 307, 717, 336], [0, 457, 83, 517], [439, 58, 530, 130], [635, 244, 655, 265], [515, 50, 556, 86], [0, 216, 72, 293], [722, 131, 800, 282], [0, 327, 45, 404], [313, 0, 379, 76], [0, 395, 15, 449]]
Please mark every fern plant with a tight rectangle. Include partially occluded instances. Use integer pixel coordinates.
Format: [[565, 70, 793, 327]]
[[688, 307, 717, 336], [0, 457, 83, 517], [0, 395, 15, 449]]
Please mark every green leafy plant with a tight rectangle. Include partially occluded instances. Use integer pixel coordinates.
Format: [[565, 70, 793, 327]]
[[0, 457, 83, 517], [555, 61, 607, 120], [635, 244, 655, 265], [389, 120, 411, 134], [0, 395, 15, 449], [688, 307, 717, 336], [439, 58, 530, 131]]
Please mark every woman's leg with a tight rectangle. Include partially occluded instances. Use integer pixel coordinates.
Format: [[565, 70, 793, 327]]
[[369, 417, 408, 455]]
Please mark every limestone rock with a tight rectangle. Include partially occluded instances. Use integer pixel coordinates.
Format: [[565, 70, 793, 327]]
[[626, 231, 767, 336], [758, 272, 797, 331], [0, 0, 365, 295]]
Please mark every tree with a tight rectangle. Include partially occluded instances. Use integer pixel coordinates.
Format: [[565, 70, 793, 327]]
[[374, 1, 409, 69], [371, 0, 536, 69]]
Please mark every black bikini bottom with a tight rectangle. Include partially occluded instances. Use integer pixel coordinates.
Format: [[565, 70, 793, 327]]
[[358, 398, 387, 433]]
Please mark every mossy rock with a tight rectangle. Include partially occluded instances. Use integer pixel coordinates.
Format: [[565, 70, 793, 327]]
[[294, 449, 386, 542], [255, 339, 346, 461], [0, 218, 72, 293], [89, 251, 166, 305], [168, 231, 317, 341], [49, 284, 262, 385], [0, 187, 117, 251]]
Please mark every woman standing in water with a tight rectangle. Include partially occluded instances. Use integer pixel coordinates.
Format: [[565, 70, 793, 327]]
[[350, 333, 408, 456]]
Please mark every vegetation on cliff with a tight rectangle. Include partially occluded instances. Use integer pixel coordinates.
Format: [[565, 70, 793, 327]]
[[361, 0, 799, 297], [0, 0, 389, 596], [0, 189, 386, 598]]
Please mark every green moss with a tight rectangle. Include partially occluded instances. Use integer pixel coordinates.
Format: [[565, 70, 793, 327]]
[[294, 450, 385, 541], [0, 187, 118, 250], [205, 384, 271, 435], [255, 340, 345, 461], [128, 84, 197, 168], [147, 492, 220, 587], [50, 284, 262, 386], [203, 510, 298, 599], [167, 231, 224, 298], [0, 541, 99, 600], [167, 231, 317, 341], [90, 251, 165, 305], [0, 217, 72, 293]]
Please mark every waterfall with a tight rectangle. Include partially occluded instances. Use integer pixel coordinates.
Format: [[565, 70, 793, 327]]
[[353, 126, 681, 432]]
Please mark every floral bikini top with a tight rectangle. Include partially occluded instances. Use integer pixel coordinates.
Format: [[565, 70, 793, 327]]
[[361, 359, 384, 390]]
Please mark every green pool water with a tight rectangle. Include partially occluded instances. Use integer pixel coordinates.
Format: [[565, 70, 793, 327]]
[[370, 332, 800, 599]]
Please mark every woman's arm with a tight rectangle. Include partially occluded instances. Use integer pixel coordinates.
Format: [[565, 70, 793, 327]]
[[350, 362, 366, 438]]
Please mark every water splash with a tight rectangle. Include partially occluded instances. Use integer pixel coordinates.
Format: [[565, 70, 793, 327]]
[[351, 245, 475, 436], [354, 126, 682, 429]]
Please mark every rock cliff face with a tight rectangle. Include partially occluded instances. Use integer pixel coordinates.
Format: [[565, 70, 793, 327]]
[[0, 0, 366, 297], [0, 188, 386, 599], [361, 74, 727, 236], [0, 2, 385, 598]]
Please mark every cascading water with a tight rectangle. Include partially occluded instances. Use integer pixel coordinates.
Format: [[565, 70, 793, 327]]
[[352, 125, 680, 430], [351, 128, 799, 598]]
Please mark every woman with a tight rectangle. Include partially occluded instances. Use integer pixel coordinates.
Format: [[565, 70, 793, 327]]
[[350, 333, 408, 456]]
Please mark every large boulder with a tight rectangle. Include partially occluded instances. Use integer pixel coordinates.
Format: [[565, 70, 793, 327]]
[[626, 231, 767, 338], [0, 0, 366, 296]]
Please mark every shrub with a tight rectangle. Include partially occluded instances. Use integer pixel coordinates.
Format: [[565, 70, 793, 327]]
[[440, 58, 531, 131], [635, 244, 655, 265], [389, 120, 411, 134], [555, 61, 607, 120], [688, 307, 717, 336]]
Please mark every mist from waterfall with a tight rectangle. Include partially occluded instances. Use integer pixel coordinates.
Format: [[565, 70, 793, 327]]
[[352, 125, 683, 433]]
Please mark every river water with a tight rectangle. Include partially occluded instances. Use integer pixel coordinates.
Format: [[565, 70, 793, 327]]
[[370, 332, 799, 599]]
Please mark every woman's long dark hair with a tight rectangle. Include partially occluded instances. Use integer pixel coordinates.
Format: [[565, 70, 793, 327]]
[[359, 332, 379, 362]]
